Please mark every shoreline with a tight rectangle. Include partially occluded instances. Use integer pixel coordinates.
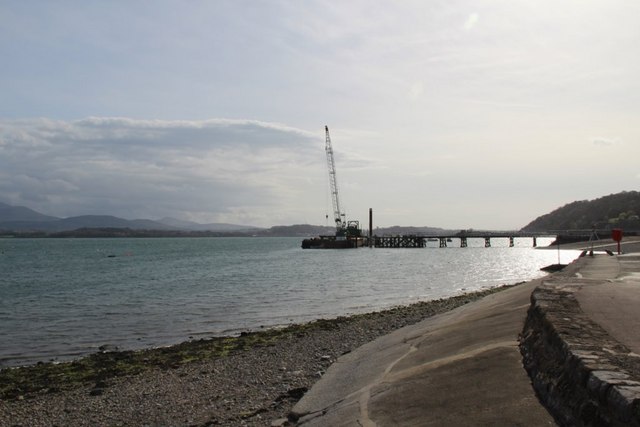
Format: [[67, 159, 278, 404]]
[[1, 284, 523, 370], [1, 284, 519, 426], [2, 237, 561, 371]]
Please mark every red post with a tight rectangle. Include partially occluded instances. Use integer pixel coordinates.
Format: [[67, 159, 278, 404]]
[[612, 228, 623, 254]]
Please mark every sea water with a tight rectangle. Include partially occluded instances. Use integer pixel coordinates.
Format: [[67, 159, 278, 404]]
[[0, 236, 579, 367]]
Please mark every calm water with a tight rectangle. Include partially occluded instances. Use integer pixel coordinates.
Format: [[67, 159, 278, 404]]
[[0, 237, 579, 367]]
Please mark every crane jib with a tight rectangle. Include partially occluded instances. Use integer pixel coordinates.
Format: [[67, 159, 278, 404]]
[[325, 126, 344, 233]]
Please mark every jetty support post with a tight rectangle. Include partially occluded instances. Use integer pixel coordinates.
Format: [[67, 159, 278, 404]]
[[369, 208, 373, 248]]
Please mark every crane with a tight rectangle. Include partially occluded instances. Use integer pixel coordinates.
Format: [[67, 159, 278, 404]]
[[325, 125, 346, 235], [300, 126, 362, 248]]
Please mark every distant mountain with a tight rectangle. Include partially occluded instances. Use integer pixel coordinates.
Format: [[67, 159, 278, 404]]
[[157, 217, 260, 232], [522, 191, 640, 232], [255, 224, 453, 237], [0, 215, 175, 232], [0, 202, 59, 222], [0, 202, 455, 236], [59, 215, 174, 231], [373, 225, 453, 236], [257, 224, 335, 237], [0, 202, 261, 233]]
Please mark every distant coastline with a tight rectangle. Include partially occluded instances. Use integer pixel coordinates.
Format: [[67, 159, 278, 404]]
[[0, 225, 459, 239], [1, 201, 451, 237], [0, 225, 330, 238]]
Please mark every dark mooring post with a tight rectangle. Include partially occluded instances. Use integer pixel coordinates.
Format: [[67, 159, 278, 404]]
[[369, 208, 373, 247]]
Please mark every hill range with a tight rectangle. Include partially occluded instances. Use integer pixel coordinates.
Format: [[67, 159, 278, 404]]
[[0, 202, 259, 233], [0, 202, 450, 237], [2, 191, 639, 237]]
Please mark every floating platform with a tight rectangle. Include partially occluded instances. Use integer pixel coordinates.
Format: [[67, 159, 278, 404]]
[[301, 236, 364, 249]]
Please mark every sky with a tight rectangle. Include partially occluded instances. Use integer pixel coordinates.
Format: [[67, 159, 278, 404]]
[[1, 1, 639, 229]]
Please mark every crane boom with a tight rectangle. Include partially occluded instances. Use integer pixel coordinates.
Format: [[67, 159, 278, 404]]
[[325, 125, 344, 233]]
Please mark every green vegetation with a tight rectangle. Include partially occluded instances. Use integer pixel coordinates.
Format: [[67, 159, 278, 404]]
[[522, 191, 640, 232], [0, 329, 297, 400]]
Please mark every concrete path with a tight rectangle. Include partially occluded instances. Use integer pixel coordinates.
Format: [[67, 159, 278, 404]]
[[574, 253, 640, 355], [291, 279, 556, 426]]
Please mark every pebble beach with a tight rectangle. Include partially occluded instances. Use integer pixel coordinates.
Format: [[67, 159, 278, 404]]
[[0, 285, 515, 427]]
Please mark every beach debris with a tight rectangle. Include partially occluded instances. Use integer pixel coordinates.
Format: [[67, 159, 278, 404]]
[[98, 344, 118, 353]]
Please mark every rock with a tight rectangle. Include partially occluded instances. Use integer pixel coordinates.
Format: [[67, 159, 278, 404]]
[[287, 387, 307, 400], [89, 388, 104, 396]]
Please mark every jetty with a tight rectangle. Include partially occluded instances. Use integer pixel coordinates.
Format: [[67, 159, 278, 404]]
[[373, 231, 552, 248]]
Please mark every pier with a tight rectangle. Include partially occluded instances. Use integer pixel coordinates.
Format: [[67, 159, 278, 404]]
[[372, 232, 553, 248], [373, 235, 427, 248]]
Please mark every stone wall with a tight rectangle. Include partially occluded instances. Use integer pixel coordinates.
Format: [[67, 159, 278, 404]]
[[520, 283, 640, 426]]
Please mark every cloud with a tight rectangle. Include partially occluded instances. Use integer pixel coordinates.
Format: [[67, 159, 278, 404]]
[[408, 82, 424, 99], [463, 13, 479, 30], [1, 2, 640, 229], [591, 137, 620, 146], [0, 118, 328, 225]]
